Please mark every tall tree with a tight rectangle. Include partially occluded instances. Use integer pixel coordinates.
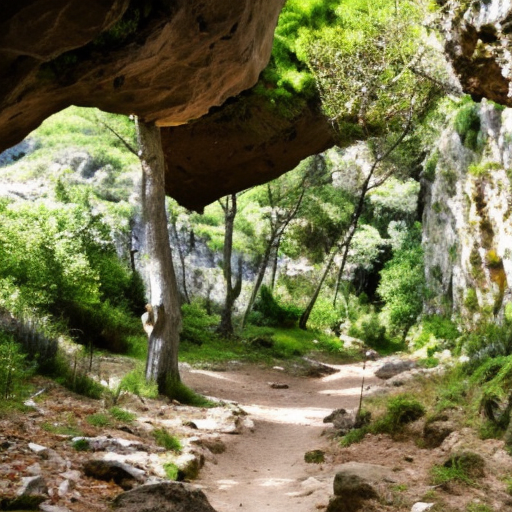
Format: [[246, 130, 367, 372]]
[[217, 194, 243, 337], [241, 170, 307, 329], [137, 120, 182, 395]]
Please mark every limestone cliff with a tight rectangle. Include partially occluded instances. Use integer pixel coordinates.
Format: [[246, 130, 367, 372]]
[[422, 99, 512, 322], [442, 0, 512, 105]]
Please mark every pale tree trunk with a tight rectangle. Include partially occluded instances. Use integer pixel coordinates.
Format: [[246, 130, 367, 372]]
[[138, 120, 182, 396], [218, 194, 243, 337]]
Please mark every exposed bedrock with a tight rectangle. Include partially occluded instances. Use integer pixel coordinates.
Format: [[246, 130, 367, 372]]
[[162, 95, 336, 211], [0, 0, 285, 152], [442, 0, 512, 105]]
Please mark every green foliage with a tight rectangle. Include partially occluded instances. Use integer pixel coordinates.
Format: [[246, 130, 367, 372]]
[[42, 422, 83, 437], [86, 413, 111, 428], [468, 161, 501, 178], [307, 297, 343, 331], [423, 151, 439, 182], [348, 311, 393, 352], [0, 198, 143, 352], [378, 224, 425, 337], [0, 332, 30, 400], [181, 300, 220, 346], [430, 463, 474, 486], [109, 406, 136, 423], [72, 439, 90, 452], [413, 315, 460, 349], [251, 285, 301, 328], [163, 462, 180, 481], [118, 367, 159, 399], [341, 394, 425, 446], [152, 428, 182, 452], [454, 98, 482, 151], [163, 381, 216, 408]]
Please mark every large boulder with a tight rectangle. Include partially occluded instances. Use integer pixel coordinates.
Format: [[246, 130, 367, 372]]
[[326, 462, 397, 512], [0, 1, 285, 155], [112, 482, 218, 512]]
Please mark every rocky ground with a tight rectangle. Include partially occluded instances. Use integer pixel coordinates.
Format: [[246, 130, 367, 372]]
[[1, 356, 512, 512]]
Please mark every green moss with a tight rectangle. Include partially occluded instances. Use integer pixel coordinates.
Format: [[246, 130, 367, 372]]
[[152, 428, 182, 452], [469, 161, 501, 178], [424, 151, 439, 182], [465, 288, 479, 312], [454, 99, 482, 151]]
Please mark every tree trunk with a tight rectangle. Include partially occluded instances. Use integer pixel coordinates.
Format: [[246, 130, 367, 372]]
[[138, 120, 182, 396], [241, 235, 275, 329], [270, 235, 281, 290], [218, 194, 243, 337], [299, 246, 338, 330]]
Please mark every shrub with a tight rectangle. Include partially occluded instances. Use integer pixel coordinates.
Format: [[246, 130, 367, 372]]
[[251, 285, 301, 328], [118, 367, 158, 399], [385, 395, 426, 427], [0, 332, 30, 400], [348, 311, 390, 350], [454, 100, 482, 151], [181, 300, 219, 346]]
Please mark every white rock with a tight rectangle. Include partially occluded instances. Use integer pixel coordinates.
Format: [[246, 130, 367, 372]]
[[40, 504, 71, 512], [16, 475, 47, 496], [27, 462, 42, 475], [411, 503, 435, 512], [28, 442, 49, 458], [58, 479, 71, 497], [59, 470, 81, 482]]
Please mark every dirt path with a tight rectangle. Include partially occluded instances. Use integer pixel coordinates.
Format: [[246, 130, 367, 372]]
[[181, 362, 381, 512]]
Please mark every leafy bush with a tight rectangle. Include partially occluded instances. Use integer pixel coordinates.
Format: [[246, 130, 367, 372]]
[[413, 315, 460, 349], [163, 462, 180, 481], [348, 311, 390, 351], [0, 198, 144, 353], [251, 285, 301, 328], [378, 224, 425, 338], [181, 300, 219, 346], [0, 331, 30, 399]]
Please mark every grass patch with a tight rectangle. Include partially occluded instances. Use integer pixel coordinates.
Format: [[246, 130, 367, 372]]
[[166, 381, 216, 408], [152, 428, 182, 452], [72, 438, 90, 452], [109, 406, 136, 423], [42, 422, 84, 437], [430, 463, 475, 486], [340, 394, 425, 446], [180, 325, 351, 367], [119, 367, 158, 399], [86, 412, 111, 428], [163, 462, 180, 480]]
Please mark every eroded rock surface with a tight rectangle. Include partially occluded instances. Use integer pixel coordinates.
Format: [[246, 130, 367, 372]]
[[442, 0, 512, 105], [0, 0, 285, 153]]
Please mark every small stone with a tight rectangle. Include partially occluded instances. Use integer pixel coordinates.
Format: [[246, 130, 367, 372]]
[[411, 503, 435, 512], [269, 382, 289, 389], [183, 421, 198, 429], [58, 479, 71, 497], [28, 442, 49, 459], [27, 462, 42, 475], [83, 460, 146, 490]]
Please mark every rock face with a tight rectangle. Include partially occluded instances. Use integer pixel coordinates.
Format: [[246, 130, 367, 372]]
[[161, 95, 335, 211], [442, 0, 512, 105], [0, 0, 285, 154], [112, 482, 219, 512], [422, 99, 512, 321]]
